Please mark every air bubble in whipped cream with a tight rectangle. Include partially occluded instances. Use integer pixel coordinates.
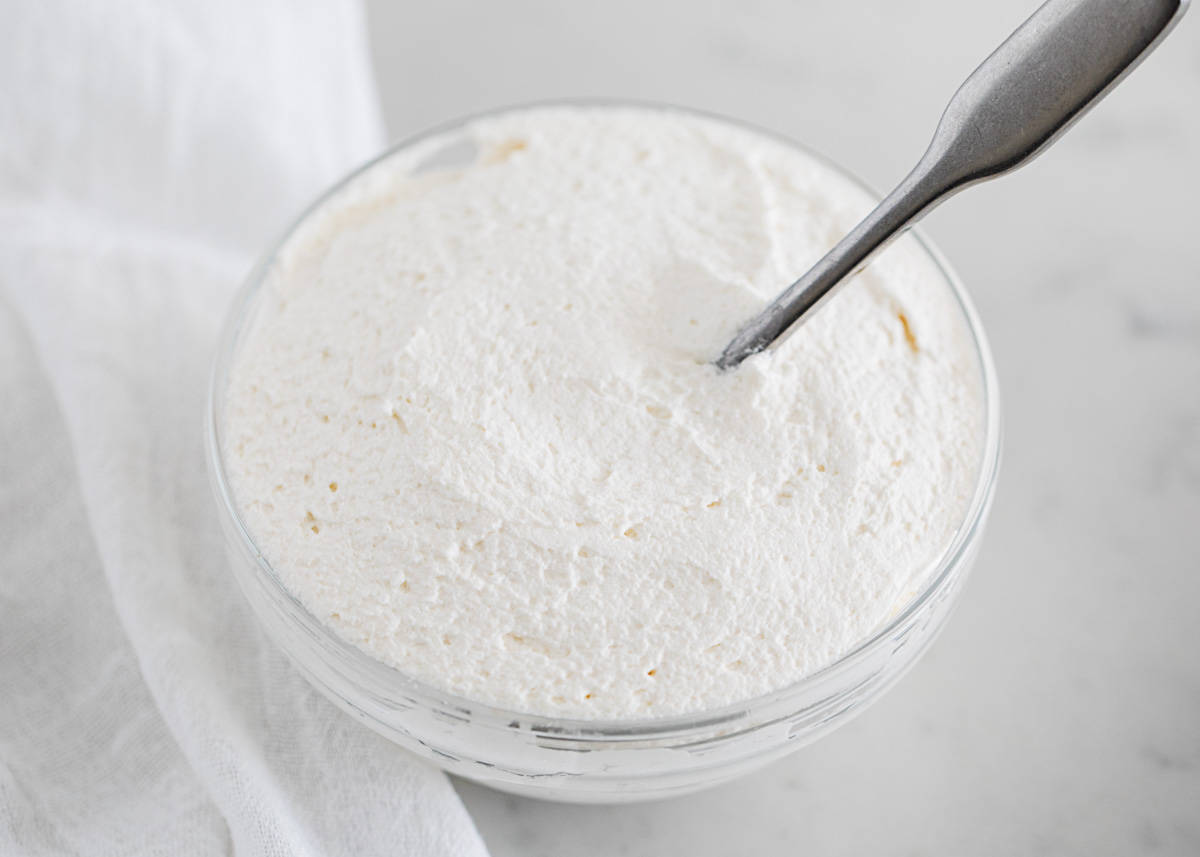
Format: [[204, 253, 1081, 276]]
[[222, 106, 985, 719]]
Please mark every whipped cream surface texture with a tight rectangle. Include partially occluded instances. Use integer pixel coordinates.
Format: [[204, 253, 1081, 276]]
[[223, 106, 986, 719]]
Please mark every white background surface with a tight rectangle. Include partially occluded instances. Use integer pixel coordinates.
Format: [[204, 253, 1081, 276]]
[[362, 1, 1200, 854]]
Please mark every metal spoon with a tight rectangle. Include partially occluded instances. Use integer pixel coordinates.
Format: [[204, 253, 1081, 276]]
[[716, 0, 1188, 371]]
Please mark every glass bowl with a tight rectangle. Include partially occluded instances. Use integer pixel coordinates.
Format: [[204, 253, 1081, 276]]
[[205, 101, 1001, 804]]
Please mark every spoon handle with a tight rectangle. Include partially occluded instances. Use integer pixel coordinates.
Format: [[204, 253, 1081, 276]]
[[717, 0, 1188, 371]]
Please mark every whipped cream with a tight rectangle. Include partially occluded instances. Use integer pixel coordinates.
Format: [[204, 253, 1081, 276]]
[[222, 105, 985, 719]]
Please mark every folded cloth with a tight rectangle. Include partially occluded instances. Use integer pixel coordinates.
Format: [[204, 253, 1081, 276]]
[[0, 2, 489, 854]]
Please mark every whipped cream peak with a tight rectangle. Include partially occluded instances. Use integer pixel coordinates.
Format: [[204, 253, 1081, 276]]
[[223, 106, 985, 719]]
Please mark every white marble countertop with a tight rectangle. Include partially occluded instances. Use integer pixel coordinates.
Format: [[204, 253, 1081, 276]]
[[365, 2, 1200, 853]]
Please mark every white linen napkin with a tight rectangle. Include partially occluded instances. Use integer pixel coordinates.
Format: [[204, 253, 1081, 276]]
[[0, 2, 489, 854]]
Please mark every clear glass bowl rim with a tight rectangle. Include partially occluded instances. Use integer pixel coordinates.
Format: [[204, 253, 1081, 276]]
[[205, 97, 1002, 742]]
